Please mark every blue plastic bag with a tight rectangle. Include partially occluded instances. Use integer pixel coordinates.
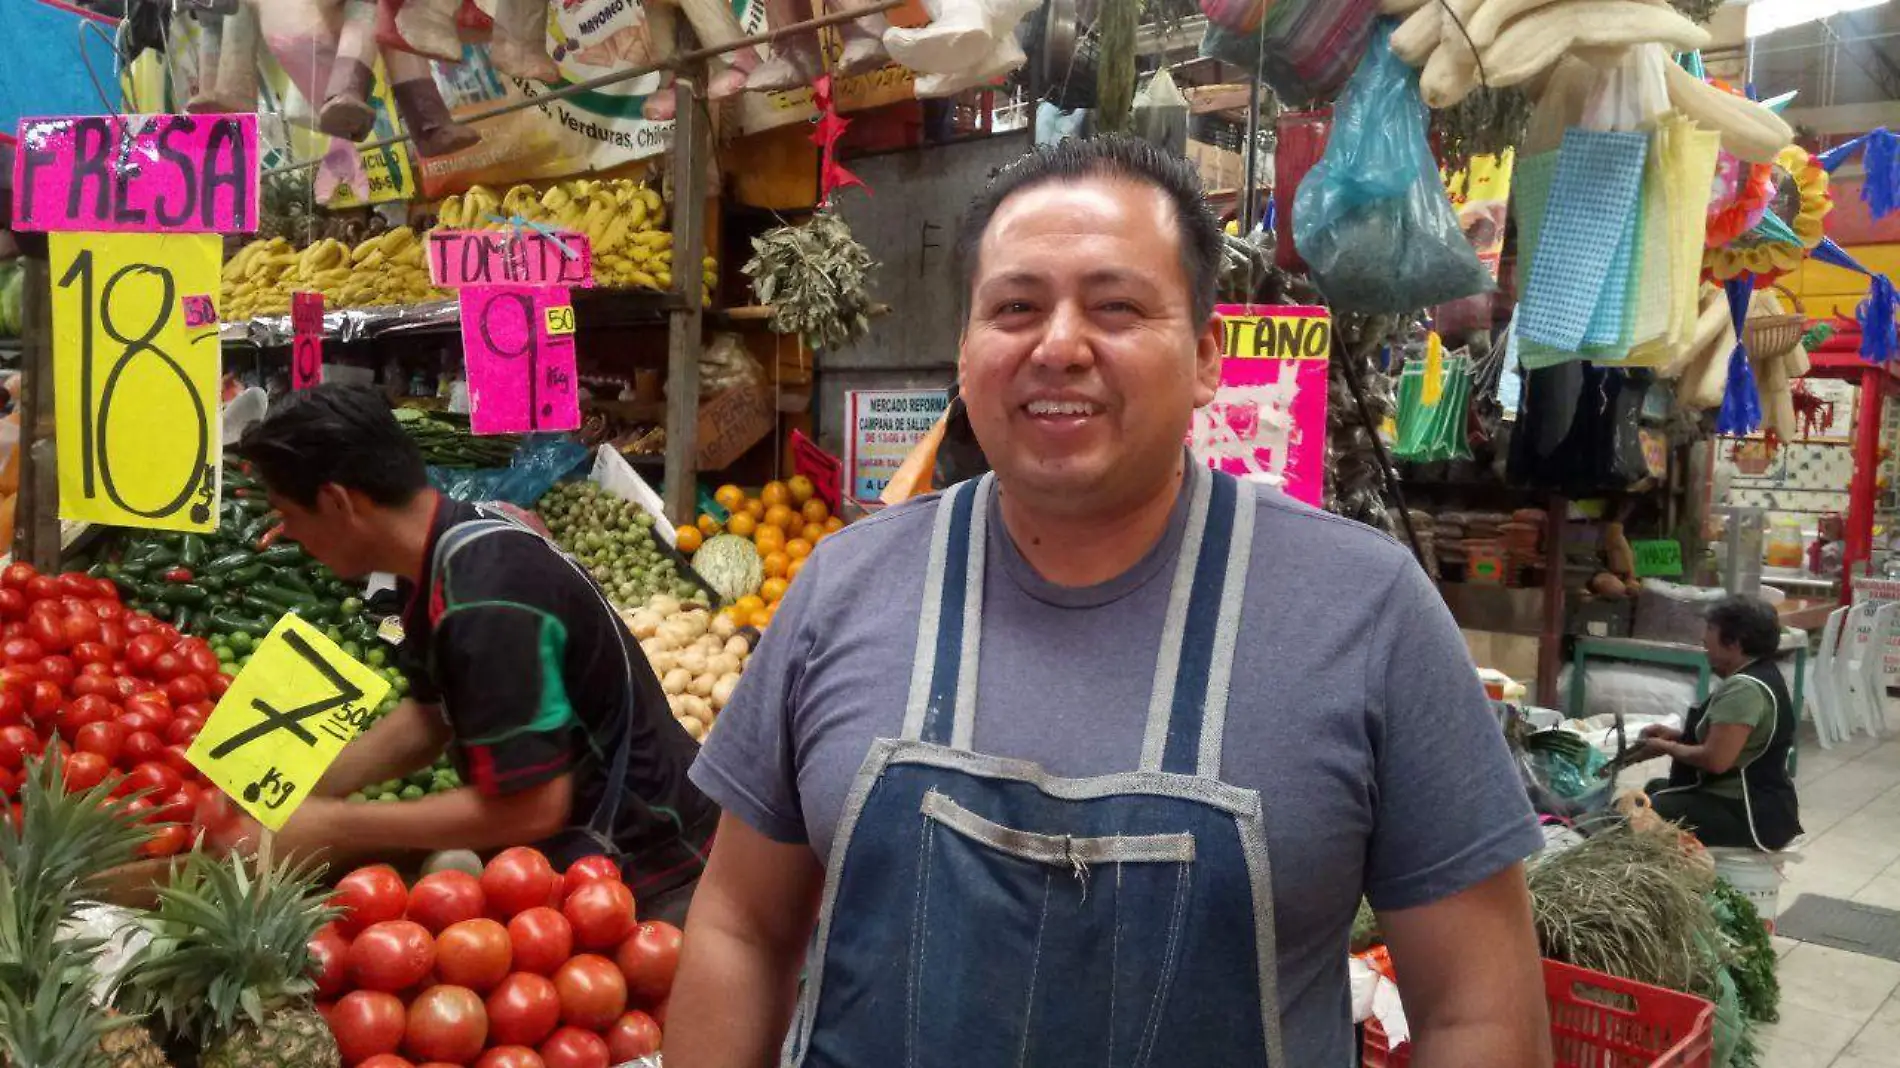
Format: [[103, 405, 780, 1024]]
[[1292, 21, 1492, 314], [429, 436, 589, 508]]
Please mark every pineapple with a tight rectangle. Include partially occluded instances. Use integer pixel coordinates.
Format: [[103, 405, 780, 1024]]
[[120, 847, 342, 1068], [0, 758, 173, 1068]]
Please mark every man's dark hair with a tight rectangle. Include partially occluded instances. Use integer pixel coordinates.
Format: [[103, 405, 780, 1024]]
[[236, 385, 428, 508], [954, 135, 1224, 324], [1706, 595, 1782, 660]]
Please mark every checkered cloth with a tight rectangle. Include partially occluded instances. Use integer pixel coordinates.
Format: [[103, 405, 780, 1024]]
[[1520, 128, 1650, 352]]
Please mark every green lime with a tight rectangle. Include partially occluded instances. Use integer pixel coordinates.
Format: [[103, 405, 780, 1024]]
[[400, 785, 425, 801]]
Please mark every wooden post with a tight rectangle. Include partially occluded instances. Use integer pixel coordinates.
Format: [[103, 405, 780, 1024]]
[[663, 74, 710, 526], [15, 256, 58, 570]]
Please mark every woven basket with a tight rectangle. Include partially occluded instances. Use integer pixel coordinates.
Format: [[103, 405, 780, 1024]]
[[1743, 285, 1806, 361]]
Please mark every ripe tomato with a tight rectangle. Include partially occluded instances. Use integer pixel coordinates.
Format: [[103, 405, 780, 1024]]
[[309, 924, 351, 999], [183, 644, 221, 679], [560, 855, 621, 902], [0, 767, 15, 798], [207, 672, 232, 698], [346, 920, 436, 993], [552, 955, 625, 1032], [163, 674, 208, 706], [403, 984, 488, 1065], [56, 700, 110, 743], [97, 620, 126, 655], [605, 1010, 662, 1061], [59, 613, 99, 649], [159, 743, 195, 779], [537, 1027, 609, 1068], [61, 751, 110, 793], [562, 880, 634, 952], [435, 918, 512, 992], [1, 637, 43, 665], [336, 865, 411, 937], [505, 908, 572, 976], [138, 822, 188, 858], [152, 786, 198, 826], [0, 725, 41, 772], [24, 575, 59, 605], [485, 972, 561, 1048], [356, 1057, 417, 1068], [475, 1046, 546, 1068], [1, 564, 36, 592], [125, 634, 168, 674], [165, 715, 204, 746], [68, 642, 111, 669], [0, 665, 41, 692], [121, 761, 183, 799], [56, 572, 94, 600], [35, 655, 74, 691], [26, 612, 65, 652], [483, 847, 558, 919], [122, 730, 166, 767], [0, 589, 25, 621], [30, 681, 63, 722], [72, 720, 126, 766], [123, 614, 155, 636], [614, 921, 683, 1004], [406, 870, 486, 934], [151, 650, 191, 683], [0, 689, 25, 728], [331, 990, 408, 1066]]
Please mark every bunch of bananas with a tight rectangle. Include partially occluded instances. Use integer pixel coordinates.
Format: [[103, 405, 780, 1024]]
[[437, 179, 718, 303], [222, 227, 444, 320]]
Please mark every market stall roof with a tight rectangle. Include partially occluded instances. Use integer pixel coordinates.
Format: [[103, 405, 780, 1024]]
[[1807, 321, 1900, 381]]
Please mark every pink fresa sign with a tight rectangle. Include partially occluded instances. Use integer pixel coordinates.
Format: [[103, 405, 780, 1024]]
[[1186, 304, 1331, 507], [11, 114, 258, 233]]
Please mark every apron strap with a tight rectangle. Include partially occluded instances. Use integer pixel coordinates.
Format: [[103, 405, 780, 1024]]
[[901, 467, 1256, 779], [429, 507, 636, 840]]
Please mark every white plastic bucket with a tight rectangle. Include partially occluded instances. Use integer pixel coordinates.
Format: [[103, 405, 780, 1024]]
[[1709, 847, 1788, 929]]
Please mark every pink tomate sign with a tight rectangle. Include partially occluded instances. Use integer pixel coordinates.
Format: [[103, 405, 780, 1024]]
[[458, 286, 580, 436], [1186, 304, 1331, 507], [291, 293, 324, 391], [11, 114, 258, 233], [428, 230, 594, 289]]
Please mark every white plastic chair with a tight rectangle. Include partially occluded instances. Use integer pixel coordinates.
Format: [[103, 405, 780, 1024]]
[[1810, 608, 1850, 749]]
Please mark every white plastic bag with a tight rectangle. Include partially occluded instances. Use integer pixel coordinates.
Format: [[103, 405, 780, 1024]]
[[1133, 67, 1188, 155], [590, 444, 675, 546], [1581, 45, 1671, 133]]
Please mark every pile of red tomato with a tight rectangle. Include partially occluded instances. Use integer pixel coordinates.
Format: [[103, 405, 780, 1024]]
[[0, 564, 231, 856], [315, 846, 681, 1068]]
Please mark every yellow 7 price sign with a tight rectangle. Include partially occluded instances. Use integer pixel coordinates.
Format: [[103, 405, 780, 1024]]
[[186, 614, 392, 831]]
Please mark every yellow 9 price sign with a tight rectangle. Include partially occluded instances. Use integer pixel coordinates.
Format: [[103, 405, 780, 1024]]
[[49, 231, 222, 532], [186, 614, 393, 831]]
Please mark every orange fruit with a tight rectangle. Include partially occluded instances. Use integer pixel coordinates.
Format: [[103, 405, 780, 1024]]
[[749, 609, 773, 628], [787, 557, 807, 580], [675, 526, 703, 553], [735, 594, 765, 615], [744, 498, 765, 519], [824, 516, 844, 533], [800, 499, 830, 525], [761, 551, 791, 579], [797, 522, 824, 544], [726, 512, 758, 539], [787, 476, 816, 505], [754, 526, 786, 554], [760, 577, 789, 603], [760, 481, 790, 508], [763, 504, 797, 531], [786, 538, 813, 560], [695, 514, 722, 537], [714, 484, 745, 511]]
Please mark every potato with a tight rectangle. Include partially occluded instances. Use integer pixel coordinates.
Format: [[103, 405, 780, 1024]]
[[712, 614, 738, 640], [690, 672, 717, 698], [662, 667, 693, 695], [712, 673, 740, 708], [708, 652, 742, 677], [724, 635, 750, 657]]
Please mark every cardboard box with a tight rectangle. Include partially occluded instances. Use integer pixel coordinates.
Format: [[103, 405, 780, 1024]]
[[698, 384, 775, 470]]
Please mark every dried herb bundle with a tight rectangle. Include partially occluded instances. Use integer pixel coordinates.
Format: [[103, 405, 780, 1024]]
[[1527, 825, 1725, 998], [743, 210, 878, 352]]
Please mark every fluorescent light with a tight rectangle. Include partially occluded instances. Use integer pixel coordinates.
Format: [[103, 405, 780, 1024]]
[[1747, 0, 1890, 37]]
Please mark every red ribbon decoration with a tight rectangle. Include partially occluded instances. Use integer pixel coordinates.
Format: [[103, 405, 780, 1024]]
[[810, 75, 866, 204]]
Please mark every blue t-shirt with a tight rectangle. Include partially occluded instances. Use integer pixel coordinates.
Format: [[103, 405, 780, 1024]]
[[693, 478, 1542, 1065]]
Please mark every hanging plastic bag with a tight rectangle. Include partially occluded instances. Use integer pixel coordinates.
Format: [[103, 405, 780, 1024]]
[[1292, 23, 1491, 315], [1132, 67, 1188, 155], [1393, 336, 1474, 463]]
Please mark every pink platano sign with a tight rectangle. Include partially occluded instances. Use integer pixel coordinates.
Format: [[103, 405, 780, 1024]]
[[12, 114, 258, 233], [459, 286, 580, 436], [428, 230, 594, 289], [1187, 304, 1331, 507]]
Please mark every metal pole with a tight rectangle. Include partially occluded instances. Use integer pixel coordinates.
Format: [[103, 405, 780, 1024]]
[[265, 0, 909, 177], [663, 75, 711, 526], [1237, 19, 1267, 235], [1844, 365, 1885, 604], [15, 256, 58, 571]]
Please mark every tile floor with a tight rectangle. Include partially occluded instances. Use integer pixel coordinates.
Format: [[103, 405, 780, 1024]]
[[1738, 728, 1900, 1067]]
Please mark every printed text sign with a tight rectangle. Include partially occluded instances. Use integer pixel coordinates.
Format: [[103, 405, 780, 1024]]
[[844, 388, 948, 504], [1188, 305, 1331, 507], [51, 232, 222, 532], [459, 285, 580, 435], [291, 292, 324, 390], [187, 614, 393, 831], [428, 229, 594, 288], [12, 114, 259, 233]]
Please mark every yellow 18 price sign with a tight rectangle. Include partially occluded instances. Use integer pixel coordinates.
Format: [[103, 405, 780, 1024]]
[[49, 231, 222, 532], [186, 614, 392, 831]]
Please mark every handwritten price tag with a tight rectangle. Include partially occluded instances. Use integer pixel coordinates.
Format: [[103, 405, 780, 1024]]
[[291, 292, 324, 390], [182, 294, 218, 328], [1633, 539, 1685, 578], [50, 231, 221, 532], [186, 613, 393, 831], [12, 113, 259, 234], [459, 285, 580, 436], [428, 229, 593, 288]]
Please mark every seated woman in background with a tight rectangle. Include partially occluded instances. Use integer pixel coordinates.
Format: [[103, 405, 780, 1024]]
[[1639, 594, 1803, 850]]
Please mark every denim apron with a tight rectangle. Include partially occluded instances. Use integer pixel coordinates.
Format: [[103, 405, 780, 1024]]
[[428, 508, 636, 871], [784, 466, 1286, 1067]]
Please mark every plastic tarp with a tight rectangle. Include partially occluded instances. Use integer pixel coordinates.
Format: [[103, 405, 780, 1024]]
[[0, 0, 122, 144]]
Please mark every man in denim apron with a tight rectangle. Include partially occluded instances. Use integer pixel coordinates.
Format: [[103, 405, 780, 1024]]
[[668, 137, 1549, 1066]]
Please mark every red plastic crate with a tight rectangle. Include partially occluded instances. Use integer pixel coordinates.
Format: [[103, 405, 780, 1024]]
[[1363, 959, 1716, 1068]]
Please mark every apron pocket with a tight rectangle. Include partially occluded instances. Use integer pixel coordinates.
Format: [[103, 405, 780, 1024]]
[[910, 791, 1196, 1068]]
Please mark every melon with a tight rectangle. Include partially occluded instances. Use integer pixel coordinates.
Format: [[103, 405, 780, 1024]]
[[694, 534, 764, 602]]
